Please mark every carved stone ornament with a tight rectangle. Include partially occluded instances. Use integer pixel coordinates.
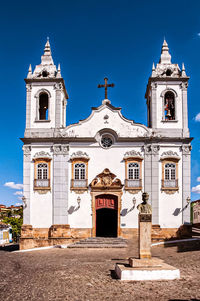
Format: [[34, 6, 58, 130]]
[[90, 168, 123, 190], [124, 150, 143, 160], [35, 189, 50, 195], [181, 145, 192, 155], [55, 129, 76, 138], [26, 84, 32, 92], [53, 83, 63, 91], [33, 151, 52, 160], [52, 144, 69, 156], [160, 151, 180, 161], [154, 64, 180, 78], [143, 145, 152, 155], [162, 189, 178, 195], [152, 145, 160, 155], [22, 145, 31, 156], [180, 82, 188, 90], [71, 151, 89, 160]]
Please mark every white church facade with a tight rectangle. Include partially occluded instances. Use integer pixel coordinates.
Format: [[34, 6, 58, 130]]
[[20, 39, 192, 250]]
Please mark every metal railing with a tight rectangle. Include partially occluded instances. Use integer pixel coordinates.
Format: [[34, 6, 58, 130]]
[[125, 179, 142, 188], [34, 179, 50, 188], [71, 179, 87, 188], [162, 179, 178, 188]]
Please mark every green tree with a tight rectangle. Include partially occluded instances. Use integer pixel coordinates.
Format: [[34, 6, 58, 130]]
[[2, 215, 23, 242]]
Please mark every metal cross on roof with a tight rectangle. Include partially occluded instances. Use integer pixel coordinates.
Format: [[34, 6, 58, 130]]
[[98, 77, 115, 99]]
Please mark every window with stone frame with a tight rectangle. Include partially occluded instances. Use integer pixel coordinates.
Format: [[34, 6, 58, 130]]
[[34, 159, 51, 190], [71, 158, 89, 191], [161, 160, 178, 190], [124, 159, 142, 190]]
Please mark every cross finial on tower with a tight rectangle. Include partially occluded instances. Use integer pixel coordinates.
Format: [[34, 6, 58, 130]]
[[98, 77, 115, 100]]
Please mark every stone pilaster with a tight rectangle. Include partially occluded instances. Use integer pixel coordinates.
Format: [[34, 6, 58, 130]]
[[144, 144, 160, 225], [151, 145, 160, 225], [55, 83, 62, 128], [144, 144, 152, 202], [151, 83, 157, 129], [25, 84, 32, 128], [22, 145, 31, 224], [52, 144, 69, 224], [181, 82, 189, 137], [182, 145, 191, 224]]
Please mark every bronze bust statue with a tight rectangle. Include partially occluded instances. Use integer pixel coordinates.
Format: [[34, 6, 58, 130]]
[[137, 192, 152, 214]]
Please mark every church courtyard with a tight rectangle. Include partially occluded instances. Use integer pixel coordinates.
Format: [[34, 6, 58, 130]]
[[0, 240, 200, 301]]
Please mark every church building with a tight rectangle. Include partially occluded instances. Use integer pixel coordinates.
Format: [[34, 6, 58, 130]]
[[20, 39, 192, 250]]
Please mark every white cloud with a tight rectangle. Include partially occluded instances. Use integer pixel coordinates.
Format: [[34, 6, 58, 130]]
[[4, 182, 23, 190], [14, 191, 23, 196], [15, 202, 22, 206], [195, 112, 200, 122], [197, 177, 200, 182], [192, 185, 200, 194]]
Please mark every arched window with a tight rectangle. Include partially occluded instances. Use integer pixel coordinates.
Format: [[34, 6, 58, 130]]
[[37, 163, 48, 180], [74, 163, 86, 180], [39, 93, 48, 120], [164, 92, 175, 120], [164, 163, 176, 180], [128, 162, 140, 180]]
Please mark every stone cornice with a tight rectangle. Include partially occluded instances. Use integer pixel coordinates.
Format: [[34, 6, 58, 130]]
[[24, 77, 68, 99], [21, 136, 193, 143]]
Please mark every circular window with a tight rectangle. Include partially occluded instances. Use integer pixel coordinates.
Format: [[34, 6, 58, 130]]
[[101, 136, 113, 148]]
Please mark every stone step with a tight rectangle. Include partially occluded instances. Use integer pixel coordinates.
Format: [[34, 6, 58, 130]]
[[68, 237, 128, 248], [68, 243, 127, 248]]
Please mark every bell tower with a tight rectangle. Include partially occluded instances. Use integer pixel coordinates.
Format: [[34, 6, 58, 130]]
[[24, 39, 68, 137], [145, 40, 189, 138]]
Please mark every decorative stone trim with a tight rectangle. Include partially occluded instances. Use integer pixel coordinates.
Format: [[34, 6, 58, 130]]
[[152, 145, 160, 155], [160, 151, 180, 161], [70, 151, 90, 160], [33, 151, 52, 160], [23, 145, 31, 156], [123, 150, 143, 160], [52, 144, 69, 156], [181, 145, 192, 155]]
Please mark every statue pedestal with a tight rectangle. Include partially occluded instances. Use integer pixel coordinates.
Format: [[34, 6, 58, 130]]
[[115, 192, 180, 281], [138, 213, 151, 259]]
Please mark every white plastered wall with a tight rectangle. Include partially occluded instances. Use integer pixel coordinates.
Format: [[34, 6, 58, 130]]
[[30, 85, 56, 128], [68, 144, 144, 229], [159, 144, 182, 228], [30, 145, 53, 228]]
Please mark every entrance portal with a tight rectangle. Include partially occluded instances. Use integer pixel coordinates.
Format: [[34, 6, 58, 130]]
[[95, 195, 118, 237]]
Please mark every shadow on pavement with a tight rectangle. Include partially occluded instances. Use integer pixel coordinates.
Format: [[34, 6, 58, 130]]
[[0, 243, 19, 252], [163, 239, 200, 253]]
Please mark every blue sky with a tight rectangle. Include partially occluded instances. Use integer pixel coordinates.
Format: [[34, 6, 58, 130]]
[[0, 0, 200, 206]]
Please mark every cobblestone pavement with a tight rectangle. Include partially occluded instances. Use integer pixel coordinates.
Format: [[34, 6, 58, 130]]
[[0, 240, 200, 301]]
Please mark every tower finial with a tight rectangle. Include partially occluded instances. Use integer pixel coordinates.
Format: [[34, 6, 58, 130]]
[[159, 38, 171, 64], [41, 38, 54, 65], [151, 62, 156, 77], [181, 63, 187, 77], [57, 63, 61, 78], [27, 64, 32, 78]]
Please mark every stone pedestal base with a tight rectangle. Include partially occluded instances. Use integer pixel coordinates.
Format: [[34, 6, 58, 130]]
[[139, 214, 151, 259], [115, 258, 180, 281]]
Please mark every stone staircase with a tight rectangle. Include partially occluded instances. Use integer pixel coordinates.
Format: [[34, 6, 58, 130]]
[[68, 237, 128, 248], [192, 226, 200, 238]]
